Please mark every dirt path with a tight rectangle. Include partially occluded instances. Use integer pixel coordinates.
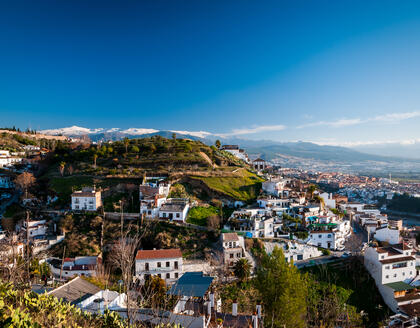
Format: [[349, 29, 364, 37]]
[[199, 151, 218, 168]]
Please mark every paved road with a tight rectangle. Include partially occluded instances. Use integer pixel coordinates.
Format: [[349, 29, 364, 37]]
[[344, 219, 367, 253]]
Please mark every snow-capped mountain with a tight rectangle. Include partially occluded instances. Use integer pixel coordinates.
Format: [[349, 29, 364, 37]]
[[40, 126, 216, 141]]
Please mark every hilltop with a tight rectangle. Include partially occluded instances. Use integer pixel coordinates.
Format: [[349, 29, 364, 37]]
[[40, 136, 263, 205]]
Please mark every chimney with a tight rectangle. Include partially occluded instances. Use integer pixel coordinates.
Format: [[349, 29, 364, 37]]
[[210, 292, 215, 308], [207, 301, 211, 316], [232, 301, 238, 317], [256, 304, 262, 319], [252, 312, 258, 328]]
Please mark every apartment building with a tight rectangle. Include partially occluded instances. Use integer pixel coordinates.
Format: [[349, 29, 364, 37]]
[[135, 248, 183, 284], [71, 187, 102, 211]]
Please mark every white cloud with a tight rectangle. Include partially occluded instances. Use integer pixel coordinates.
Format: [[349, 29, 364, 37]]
[[223, 124, 286, 136], [297, 111, 420, 129]]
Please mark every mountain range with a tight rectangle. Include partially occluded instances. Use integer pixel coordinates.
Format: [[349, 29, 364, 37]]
[[40, 126, 420, 168]]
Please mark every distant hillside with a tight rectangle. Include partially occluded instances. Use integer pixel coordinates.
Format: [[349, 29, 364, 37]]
[[244, 141, 412, 163], [0, 129, 68, 151]]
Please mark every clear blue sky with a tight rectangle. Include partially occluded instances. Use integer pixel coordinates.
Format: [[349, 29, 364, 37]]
[[2, 0, 420, 145]]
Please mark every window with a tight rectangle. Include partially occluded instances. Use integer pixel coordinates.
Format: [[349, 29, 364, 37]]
[[381, 255, 385, 259], [403, 272, 405, 276], [411, 262, 414, 266], [145, 263, 149, 271], [166, 273, 170, 279], [327, 234, 331, 238], [157, 262, 161, 268], [230, 254, 234, 259], [162, 213, 166, 218], [318, 235, 322, 238], [166, 261, 170, 267], [394, 274, 397, 278], [175, 272, 179, 278], [385, 275, 389, 279], [174, 261, 178, 270], [237, 253, 241, 258], [176, 213, 180, 218]]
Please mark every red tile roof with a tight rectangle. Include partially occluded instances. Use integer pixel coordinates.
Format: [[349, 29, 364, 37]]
[[135, 248, 182, 260]]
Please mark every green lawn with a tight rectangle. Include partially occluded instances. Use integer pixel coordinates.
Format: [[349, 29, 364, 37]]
[[191, 169, 264, 202], [187, 206, 220, 226]]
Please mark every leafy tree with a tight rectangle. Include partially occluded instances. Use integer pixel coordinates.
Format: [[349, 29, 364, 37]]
[[255, 247, 307, 328], [215, 139, 221, 149], [59, 161, 66, 176], [234, 258, 251, 282], [131, 145, 139, 153], [308, 184, 318, 198]]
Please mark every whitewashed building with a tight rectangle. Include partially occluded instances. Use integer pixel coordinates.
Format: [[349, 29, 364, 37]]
[[262, 178, 288, 197], [159, 199, 189, 222], [71, 187, 102, 211], [374, 226, 400, 245], [221, 233, 245, 268], [220, 145, 250, 163], [22, 219, 47, 238], [364, 244, 420, 315], [135, 248, 183, 284]]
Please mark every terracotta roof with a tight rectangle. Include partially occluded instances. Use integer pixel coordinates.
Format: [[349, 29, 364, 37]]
[[135, 248, 182, 260], [380, 256, 415, 264], [71, 192, 98, 197], [222, 233, 239, 242]]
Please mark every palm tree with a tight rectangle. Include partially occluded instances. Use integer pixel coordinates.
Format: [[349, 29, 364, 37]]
[[234, 258, 251, 282], [59, 162, 66, 176], [93, 153, 98, 168], [123, 137, 129, 154]]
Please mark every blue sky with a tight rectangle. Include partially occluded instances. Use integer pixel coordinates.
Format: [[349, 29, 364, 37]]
[[2, 0, 420, 145]]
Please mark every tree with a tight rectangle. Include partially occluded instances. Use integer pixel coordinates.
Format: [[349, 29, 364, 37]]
[[308, 184, 318, 199], [109, 224, 148, 323], [172, 132, 176, 140], [67, 164, 74, 176], [255, 246, 307, 328], [123, 137, 129, 154], [207, 214, 221, 230], [59, 162, 66, 176], [233, 258, 251, 282], [215, 139, 221, 149], [93, 153, 98, 168], [15, 172, 36, 200]]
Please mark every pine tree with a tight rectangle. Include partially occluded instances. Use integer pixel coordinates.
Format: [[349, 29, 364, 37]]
[[255, 246, 307, 328]]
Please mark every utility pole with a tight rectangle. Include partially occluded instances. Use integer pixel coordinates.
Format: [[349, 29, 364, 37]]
[[59, 245, 66, 283], [26, 210, 30, 284], [119, 200, 124, 237]]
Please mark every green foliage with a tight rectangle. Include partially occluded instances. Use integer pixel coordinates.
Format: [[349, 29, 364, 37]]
[[192, 169, 263, 202], [293, 231, 308, 240], [168, 183, 188, 198], [187, 206, 220, 226], [255, 247, 307, 328], [233, 258, 251, 282], [388, 193, 420, 213], [0, 281, 129, 327]]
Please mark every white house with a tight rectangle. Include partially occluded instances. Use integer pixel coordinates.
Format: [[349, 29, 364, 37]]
[[364, 244, 419, 314], [221, 233, 245, 268], [264, 241, 322, 263], [307, 221, 350, 250], [71, 187, 102, 211], [220, 145, 250, 163], [0, 150, 23, 167], [257, 197, 290, 209], [47, 256, 100, 278], [319, 192, 336, 209], [262, 178, 287, 197], [22, 219, 47, 238], [135, 248, 183, 284], [253, 158, 267, 171], [159, 199, 189, 222], [374, 226, 400, 245]]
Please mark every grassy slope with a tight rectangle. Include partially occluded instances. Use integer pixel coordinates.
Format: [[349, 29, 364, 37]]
[[191, 168, 264, 202]]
